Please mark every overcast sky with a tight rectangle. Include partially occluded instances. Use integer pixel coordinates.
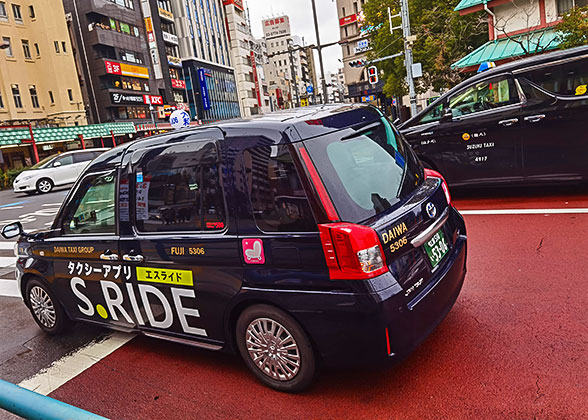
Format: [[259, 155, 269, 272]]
[[246, 0, 343, 78]]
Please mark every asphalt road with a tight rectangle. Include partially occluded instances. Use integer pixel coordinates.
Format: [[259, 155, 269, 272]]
[[1, 185, 587, 419]]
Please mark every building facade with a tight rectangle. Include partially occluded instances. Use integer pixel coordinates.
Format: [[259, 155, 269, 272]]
[[64, 0, 164, 124], [452, 0, 584, 71], [0, 0, 87, 127], [172, 0, 240, 121], [263, 15, 294, 109]]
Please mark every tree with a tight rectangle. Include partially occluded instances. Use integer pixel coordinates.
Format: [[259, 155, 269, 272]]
[[557, 6, 588, 50], [363, 0, 487, 99]]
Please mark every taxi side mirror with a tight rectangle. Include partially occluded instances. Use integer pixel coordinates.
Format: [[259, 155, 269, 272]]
[[440, 108, 453, 123], [1, 221, 23, 239]]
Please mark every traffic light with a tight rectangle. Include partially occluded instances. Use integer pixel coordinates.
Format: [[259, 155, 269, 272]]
[[367, 66, 378, 84], [349, 59, 367, 68]]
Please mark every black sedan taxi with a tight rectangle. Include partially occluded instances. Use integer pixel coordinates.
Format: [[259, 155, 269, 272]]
[[3, 105, 467, 392], [400, 45, 588, 187]]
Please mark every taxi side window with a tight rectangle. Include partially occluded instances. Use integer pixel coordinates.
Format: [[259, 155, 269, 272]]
[[135, 141, 226, 233], [419, 102, 445, 124], [448, 77, 519, 117], [522, 58, 588, 96], [244, 146, 316, 233], [54, 154, 73, 167], [62, 172, 116, 235]]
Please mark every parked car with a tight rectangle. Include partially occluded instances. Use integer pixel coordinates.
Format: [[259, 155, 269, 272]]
[[2, 105, 467, 392], [13, 149, 108, 194], [400, 45, 588, 187]]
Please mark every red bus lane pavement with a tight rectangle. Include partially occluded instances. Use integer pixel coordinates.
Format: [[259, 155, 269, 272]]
[[43, 208, 588, 419]]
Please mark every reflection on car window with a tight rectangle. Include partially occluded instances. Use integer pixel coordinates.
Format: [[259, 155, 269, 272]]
[[448, 77, 517, 117], [135, 141, 225, 233], [54, 154, 73, 166], [244, 146, 316, 232], [523, 58, 588, 96], [419, 102, 445, 124], [63, 172, 116, 235]]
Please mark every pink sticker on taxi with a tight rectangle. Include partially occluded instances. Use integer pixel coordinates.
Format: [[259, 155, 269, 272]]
[[242, 239, 265, 264]]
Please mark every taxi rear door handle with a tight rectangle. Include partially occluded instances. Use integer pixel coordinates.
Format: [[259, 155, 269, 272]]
[[498, 118, 519, 127], [420, 131, 434, 137], [524, 114, 545, 123], [100, 252, 119, 261], [123, 254, 144, 263]]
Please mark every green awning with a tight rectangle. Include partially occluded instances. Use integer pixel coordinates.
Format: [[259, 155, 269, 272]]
[[455, 0, 486, 12], [0, 123, 138, 146], [451, 29, 562, 69]]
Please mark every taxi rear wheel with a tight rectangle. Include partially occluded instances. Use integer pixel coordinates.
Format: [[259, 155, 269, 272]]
[[236, 304, 315, 393], [36, 178, 54, 194], [26, 279, 72, 335]]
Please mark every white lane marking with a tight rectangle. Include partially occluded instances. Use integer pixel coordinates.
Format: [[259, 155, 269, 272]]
[[0, 242, 15, 250], [18, 332, 136, 395], [42, 203, 62, 207], [0, 256, 15, 266], [1, 206, 23, 210], [460, 208, 588, 215], [0, 279, 19, 297]]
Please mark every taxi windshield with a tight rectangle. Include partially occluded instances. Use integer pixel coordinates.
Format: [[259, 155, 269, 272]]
[[304, 117, 422, 223]]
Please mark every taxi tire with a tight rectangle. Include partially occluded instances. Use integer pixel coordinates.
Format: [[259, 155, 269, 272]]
[[236, 304, 315, 393], [26, 279, 72, 335]]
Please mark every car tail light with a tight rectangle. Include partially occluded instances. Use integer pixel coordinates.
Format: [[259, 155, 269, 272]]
[[424, 168, 451, 205], [318, 223, 388, 280]]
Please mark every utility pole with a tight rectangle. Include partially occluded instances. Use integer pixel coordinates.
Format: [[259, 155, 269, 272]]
[[311, 0, 328, 104], [398, 0, 418, 117]]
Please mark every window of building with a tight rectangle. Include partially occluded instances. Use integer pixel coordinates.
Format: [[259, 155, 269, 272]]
[[346, 45, 350, 56], [557, 0, 588, 14], [2, 37, 12, 57], [11, 3, 21, 22], [135, 141, 226, 233], [244, 146, 316, 232], [344, 26, 348, 38], [34, 42, 39, 56], [48, 90, 54, 104], [62, 172, 117, 235], [11, 84, 22, 108], [353, 1, 358, 14], [28, 4, 34, 18], [21, 39, 31, 59], [67, 89, 73, 102], [0, 2, 7, 20], [61, 41, 67, 53], [0, 90, 4, 108], [29, 85, 39, 108], [342, 6, 346, 16], [54, 41, 59, 53]]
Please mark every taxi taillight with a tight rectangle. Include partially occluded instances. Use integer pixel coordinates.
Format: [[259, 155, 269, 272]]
[[318, 223, 388, 280], [424, 168, 451, 205]]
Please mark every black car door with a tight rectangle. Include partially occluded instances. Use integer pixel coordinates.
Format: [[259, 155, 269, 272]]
[[515, 57, 588, 181], [119, 136, 242, 349], [427, 75, 525, 186]]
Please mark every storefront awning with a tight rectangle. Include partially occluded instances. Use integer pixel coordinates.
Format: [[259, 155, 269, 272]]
[[0, 122, 137, 146], [455, 0, 487, 12], [451, 29, 562, 70]]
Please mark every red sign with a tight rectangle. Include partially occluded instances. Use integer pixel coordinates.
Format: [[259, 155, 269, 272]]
[[250, 51, 262, 108], [339, 14, 357, 26], [143, 95, 163, 105], [171, 78, 186, 89], [222, 0, 243, 10], [105, 60, 122, 75], [264, 17, 286, 26]]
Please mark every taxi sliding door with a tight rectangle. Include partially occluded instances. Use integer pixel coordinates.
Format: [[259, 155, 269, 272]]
[[432, 75, 524, 186], [119, 137, 242, 349]]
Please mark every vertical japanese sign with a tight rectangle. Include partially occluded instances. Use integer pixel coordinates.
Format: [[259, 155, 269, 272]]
[[198, 69, 211, 111], [250, 51, 262, 107], [135, 172, 150, 221]]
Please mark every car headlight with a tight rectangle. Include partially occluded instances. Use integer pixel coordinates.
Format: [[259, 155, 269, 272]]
[[17, 174, 33, 182]]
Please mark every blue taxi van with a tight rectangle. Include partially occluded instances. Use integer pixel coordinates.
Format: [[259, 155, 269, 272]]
[[2, 105, 467, 392]]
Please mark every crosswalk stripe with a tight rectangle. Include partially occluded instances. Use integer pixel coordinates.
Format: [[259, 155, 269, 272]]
[[0, 279, 19, 297], [0, 242, 15, 250]]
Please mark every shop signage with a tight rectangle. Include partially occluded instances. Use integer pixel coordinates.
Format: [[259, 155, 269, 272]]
[[162, 31, 178, 45], [250, 51, 262, 107], [355, 39, 370, 54], [143, 95, 163, 106], [171, 78, 186, 89], [197, 69, 211, 111], [168, 55, 182, 67], [339, 14, 357, 26], [111, 92, 144, 105], [263, 16, 290, 39], [105, 60, 149, 79], [145, 17, 156, 48], [158, 8, 174, 21]]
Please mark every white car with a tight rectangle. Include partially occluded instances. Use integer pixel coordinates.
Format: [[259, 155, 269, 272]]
[[13, 149, 108, 194]]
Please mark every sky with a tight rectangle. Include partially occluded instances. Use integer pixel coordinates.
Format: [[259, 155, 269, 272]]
[[246, 0, 343, 78]]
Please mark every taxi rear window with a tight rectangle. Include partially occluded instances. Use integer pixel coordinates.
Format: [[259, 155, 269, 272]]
[[134, 141, 226, 233], [304, 118, 422, 223]]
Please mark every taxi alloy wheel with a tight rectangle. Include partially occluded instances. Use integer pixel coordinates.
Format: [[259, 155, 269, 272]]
[[26, 279, 72, 335], [36, 178, 53, 194], [236, 305, 315, 392]]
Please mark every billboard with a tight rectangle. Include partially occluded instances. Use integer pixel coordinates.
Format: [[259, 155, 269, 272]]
[[263, 16, 290, 40], [197, 69, 211, 111], [105, 60, 149, 79]]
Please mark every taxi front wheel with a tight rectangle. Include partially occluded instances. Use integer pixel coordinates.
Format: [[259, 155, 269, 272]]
[[236, 304, 315, 393], [26, 279, 72, 335]]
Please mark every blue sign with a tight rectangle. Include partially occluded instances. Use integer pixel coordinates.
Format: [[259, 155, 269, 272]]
[[197, 69, 211, 111], [306, 85, 314, 94]]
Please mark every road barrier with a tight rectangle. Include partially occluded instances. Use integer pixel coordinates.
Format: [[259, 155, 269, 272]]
[[0, 379, 107, 420]]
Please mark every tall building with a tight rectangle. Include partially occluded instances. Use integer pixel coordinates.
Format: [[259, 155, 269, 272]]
[[0, 0, 86, 127], [64, 0, 164, 124], [263, 15, 294, 108], [250, 37, 272, 113], [172, 0, 240, 122], [336, 0, 384, 103]]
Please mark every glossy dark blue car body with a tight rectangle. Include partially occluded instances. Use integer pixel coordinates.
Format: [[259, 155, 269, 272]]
[[13, 104, 467, 384]]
